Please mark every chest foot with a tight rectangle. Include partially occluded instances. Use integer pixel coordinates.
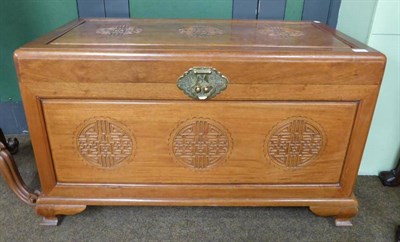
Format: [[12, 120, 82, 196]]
[[309, 196, 358, 227], [36, 204, 87, 226]]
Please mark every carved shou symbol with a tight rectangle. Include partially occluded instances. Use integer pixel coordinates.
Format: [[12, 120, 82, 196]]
[[258, 26, 304, 38], [178, 25, 224, 38], [266, 117, 325, 168], [77, 119, 134, 168], [171, 118, 232, 170], [96, 25, 142, 36]]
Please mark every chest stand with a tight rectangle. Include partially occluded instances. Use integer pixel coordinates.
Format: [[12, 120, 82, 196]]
[[0, 141, 86, 225]]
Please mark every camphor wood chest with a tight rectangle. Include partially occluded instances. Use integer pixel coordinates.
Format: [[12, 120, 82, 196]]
[[9, 19, 386, 226]]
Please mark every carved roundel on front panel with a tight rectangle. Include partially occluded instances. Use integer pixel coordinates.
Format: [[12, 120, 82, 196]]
[[76, 118, 135, 168], [265, 117, 326, 168], [170, 118, 232, 170]]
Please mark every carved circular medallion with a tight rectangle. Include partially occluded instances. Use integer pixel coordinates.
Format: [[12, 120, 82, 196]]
[[178, 25, 224, 38], [258, 26, 304, 38], [76, 118, 134, 168], [170, 118, 232, 170], [265, 117, 325, 168], [96, 25, 143, 36]]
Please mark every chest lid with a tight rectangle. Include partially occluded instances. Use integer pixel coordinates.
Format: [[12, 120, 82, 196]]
[[22, 18, 381, 54], [49, 19, 350, 50], [16, 19, 385, 86]]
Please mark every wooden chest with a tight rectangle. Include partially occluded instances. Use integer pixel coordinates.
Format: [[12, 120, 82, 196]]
[[12, 19, 385, 226]]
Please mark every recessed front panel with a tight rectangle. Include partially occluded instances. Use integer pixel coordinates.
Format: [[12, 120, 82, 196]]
[[42, 100, 357, 184]]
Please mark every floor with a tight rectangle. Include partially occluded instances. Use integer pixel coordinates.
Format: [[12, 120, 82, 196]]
[[0, 137, 399, 241]]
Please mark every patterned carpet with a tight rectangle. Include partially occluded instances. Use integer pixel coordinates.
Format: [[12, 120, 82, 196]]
[[0, 137, 399, 241]]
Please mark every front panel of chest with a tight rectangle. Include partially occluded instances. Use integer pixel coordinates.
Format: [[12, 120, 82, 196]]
[[41, 99, 357, 184]]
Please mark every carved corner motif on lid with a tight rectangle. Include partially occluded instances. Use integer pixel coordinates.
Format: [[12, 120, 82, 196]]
[[265, 117, 326, 168], [178, 25, 224, 38], [258, 26, 304, 38], [170, 118, 232, 170], [96, 25, 143, 36], [76, 118, 135, 168]]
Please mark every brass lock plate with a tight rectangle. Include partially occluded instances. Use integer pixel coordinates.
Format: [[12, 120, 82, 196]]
[[177, 67, 228, 100]]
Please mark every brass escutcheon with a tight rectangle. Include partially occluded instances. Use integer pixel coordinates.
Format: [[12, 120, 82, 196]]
[[177, 67, 229, 100]]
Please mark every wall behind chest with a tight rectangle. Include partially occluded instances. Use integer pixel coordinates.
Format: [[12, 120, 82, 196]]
[[360, 0, 400, 175], [337, 0, 399, 175], [0, 0, 78, 102], [76, 0, 233, 18], [130, 0, 233, 19], [0, 0, 78, 133]]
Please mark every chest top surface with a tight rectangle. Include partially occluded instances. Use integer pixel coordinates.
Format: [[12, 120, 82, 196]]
[[20, 18, 383, 55], [50, 19, 348, 49]]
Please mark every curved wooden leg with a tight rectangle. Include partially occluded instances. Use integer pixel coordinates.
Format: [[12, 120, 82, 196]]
[[309, 196, 358, 227], [1, 141, 86, 226], [36, 204, 87, 226], [0, 142, 39, 205]]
